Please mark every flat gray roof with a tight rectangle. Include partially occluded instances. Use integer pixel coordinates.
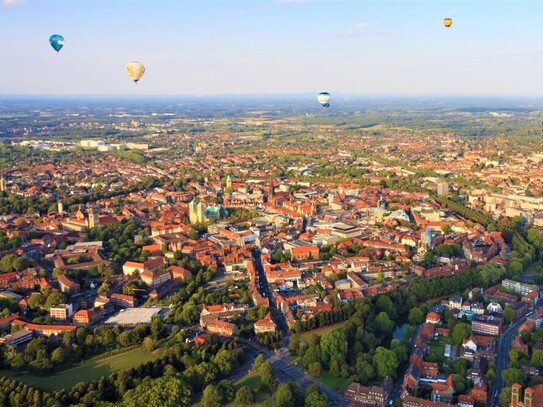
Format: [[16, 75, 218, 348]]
[[104, 307, 163, 325]]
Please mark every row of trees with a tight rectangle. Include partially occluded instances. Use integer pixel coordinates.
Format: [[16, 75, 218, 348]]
[[50, 335, 241, 406], [0, 319, 166, 373]]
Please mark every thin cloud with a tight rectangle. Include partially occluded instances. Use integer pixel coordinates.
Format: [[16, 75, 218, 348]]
[[372, 28, 396, 36], [347, 21, 370, 37], [3, 0, 25, 5], [275, 0, 309, 4]]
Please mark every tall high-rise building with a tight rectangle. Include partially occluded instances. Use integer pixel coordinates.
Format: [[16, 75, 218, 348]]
[[437, 181, 449, 197], [0, 173, 6, 193]]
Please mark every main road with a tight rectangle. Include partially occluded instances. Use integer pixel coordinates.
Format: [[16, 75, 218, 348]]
[[240, 341, 348, 407], [252, 249, 290, 343], [488, 315, 528, 407]]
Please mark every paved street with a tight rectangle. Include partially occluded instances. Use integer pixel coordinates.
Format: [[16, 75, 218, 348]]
[[488, 315, 528, 407], [234, 338, 347, 406]]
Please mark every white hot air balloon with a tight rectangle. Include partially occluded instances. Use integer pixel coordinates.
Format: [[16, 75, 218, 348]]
[[125, 62, 145, 84], [317, 92, 331, 108]]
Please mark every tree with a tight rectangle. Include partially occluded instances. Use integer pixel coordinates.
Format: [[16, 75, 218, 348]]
[[143, 337, 156, 352], [308, 362, 323, 378], [502, 367, 525, 387], [44, 292, 67, 310], [408, 307, 424, 325], [201, 384, 222, 407], [374, 312, 394, 336], [289, 334, 300, 356], [274, 383, 295, 407], [531, 349, 543, 368], [234, 386, 254, 406], [320, 330, 347, 366], [27, 294, 45, 310], [122, 376, 191, 407], [304, 385, 327, 407], [150, 317, 164, 340], [373, 347, 399, 379], [253, 354, 266, 373], [214, 349, 235, 376], [503, 306, 515, 324], [453, 374, 468, 394], [217, 380, 236, 404], [500, 387, 512, 407], [51, 348, 65, 364], [258, 361, 277, 393], [452, 323, 472, 346]]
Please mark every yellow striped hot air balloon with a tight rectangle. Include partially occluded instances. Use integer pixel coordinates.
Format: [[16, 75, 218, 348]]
[[443, 18, 453, 29], [125, 62, 145, 84]]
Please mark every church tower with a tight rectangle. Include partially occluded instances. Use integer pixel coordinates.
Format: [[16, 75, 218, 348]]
[[87, 207, 99, 229], [196, 202, 204, 223], [58, 201, 64, 215], [226, 175, 232, 189], [189, 200, 198, 224], [268, 179, 275, 204]]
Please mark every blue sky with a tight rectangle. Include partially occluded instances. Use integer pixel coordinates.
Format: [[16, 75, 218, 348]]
[[1, 0, 543, 95]]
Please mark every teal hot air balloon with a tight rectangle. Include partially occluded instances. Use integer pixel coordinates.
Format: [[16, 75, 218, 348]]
[[49, 34, 64, 53]]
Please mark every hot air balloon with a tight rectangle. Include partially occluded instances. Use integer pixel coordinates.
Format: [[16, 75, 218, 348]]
[[443, 18, 453, 29], [125, 62, 145, 84], [49, 34, 64, 53], [317, 92, 331, 108]]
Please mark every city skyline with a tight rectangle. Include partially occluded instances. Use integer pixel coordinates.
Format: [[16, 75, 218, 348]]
[[2, 0, 543, 95]]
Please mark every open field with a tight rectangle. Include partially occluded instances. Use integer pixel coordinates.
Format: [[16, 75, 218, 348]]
[[299, 321, 349, 343], [0, 347, 158, 393]]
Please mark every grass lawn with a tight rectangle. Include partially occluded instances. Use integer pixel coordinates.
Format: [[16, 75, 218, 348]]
[[0, 347, 160, 393], [319, 372, 348, 392], [299, 321, 349, 344]]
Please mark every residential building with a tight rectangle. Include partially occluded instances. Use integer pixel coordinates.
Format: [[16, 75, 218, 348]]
[[206, 319, 238, 336], [254, 312, 277, 334], [110, 293, 137, 308], [472, 316, 503, 336], [140, 268, 172, 287], [122, 257, 166, 276], [50, 304, 73, 320], [426, 312, 441, 324], [502, 279, 539, 297], [58, 274, 80, 295], [344, 378, 392, 406], [402, 395, 454, 407], [457, 395, 474, 407], [73, 307, 103, 325], [200, 303, 245, 327], [12, 319, 77, 336], [0, 328, 33, 346]]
